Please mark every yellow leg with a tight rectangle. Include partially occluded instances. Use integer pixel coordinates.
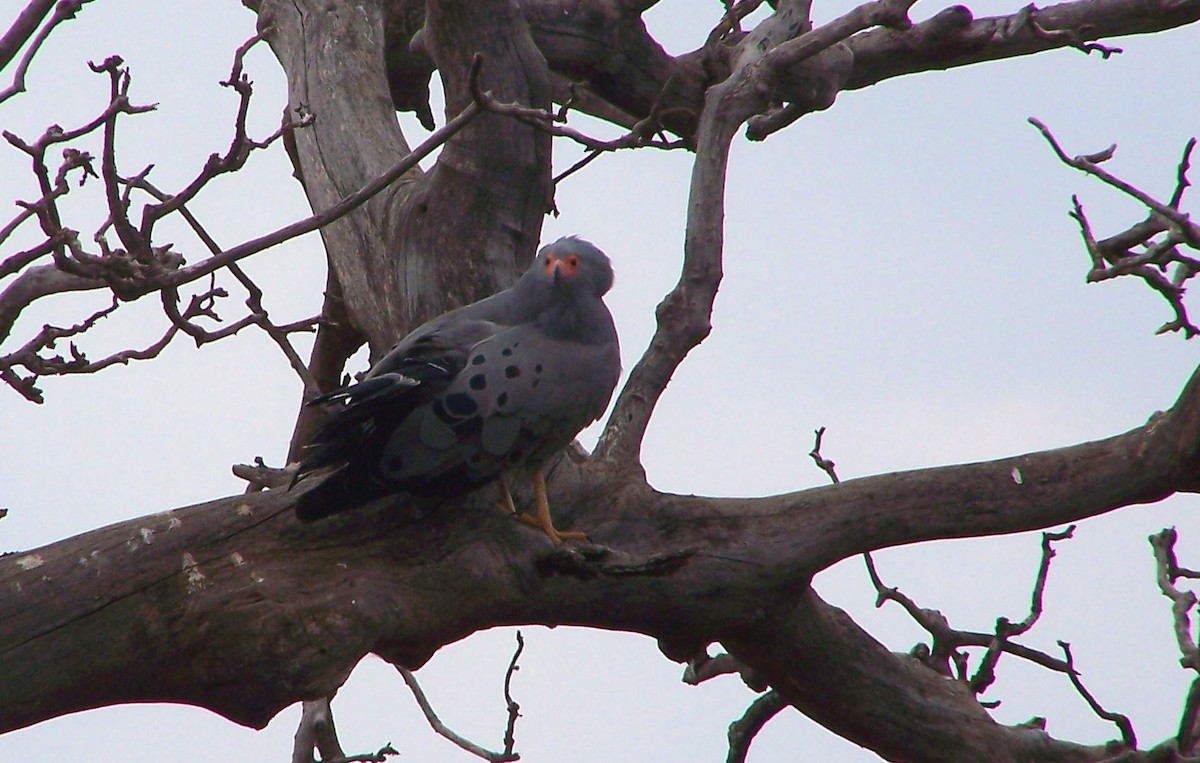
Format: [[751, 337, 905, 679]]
[[493, 478, 517, 515], [514, 471, 587, 544]]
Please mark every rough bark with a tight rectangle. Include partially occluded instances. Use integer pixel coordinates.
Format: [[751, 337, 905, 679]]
[[379, 0, 1200, 144], [4, 370, 1200, 759], [256, 0, 551, 357]]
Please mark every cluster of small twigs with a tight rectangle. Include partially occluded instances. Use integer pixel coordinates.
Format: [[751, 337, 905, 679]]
[[0, 38, 320, 402], [805, 429, 1144, 751], [1, 39, 699, 404], [1031, 118, 1200, 338]]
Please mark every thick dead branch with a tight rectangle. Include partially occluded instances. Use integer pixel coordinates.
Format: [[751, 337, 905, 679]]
[[845, 0, 1200, 93], [592, 32, 744, 468], [7, 356, 1200, 763], [291, 697, 346, 763], [0, 0, 55, 70]]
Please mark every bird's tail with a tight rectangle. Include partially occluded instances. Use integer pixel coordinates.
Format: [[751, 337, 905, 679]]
[[293, 462, 383, 522]]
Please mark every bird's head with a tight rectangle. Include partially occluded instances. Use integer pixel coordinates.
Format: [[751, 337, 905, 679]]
[[536, 236, 614, 298]]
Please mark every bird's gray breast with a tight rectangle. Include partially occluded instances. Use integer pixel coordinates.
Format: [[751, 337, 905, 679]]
[[380, 324, 617, 490]]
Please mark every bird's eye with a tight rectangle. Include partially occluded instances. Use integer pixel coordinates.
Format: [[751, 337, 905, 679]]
[[543, 252, 581, 278]]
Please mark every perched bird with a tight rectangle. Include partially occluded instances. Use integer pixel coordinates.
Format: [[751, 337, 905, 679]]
[[292, 236, 621, 543]]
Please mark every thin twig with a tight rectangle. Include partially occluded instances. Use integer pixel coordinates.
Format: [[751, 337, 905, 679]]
[[470, 61, 687, 154], [501, 631, 524, 758], [1058, 640, 1137, 749], [1031, 118, 1199, 246], [1035, 119, 1200, 337], [808, 426, 840, 483], [1023, 4, 1123, 58], [865, 538, 1076, 685], [397, 666, 520, 762], [969, 526, 1075, 694], [154, 82, 481, 291], [321, 745, 400, 763]]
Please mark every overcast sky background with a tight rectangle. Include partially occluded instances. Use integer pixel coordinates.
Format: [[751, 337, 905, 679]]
[[2, 1, 1198, 761]]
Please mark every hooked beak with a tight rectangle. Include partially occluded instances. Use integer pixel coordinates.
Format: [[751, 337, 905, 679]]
[[545, 254, 566, 286]]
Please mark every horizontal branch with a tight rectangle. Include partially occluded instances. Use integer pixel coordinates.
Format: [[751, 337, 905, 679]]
[[3, 358, 1200, 762], [844, 0, 1200, 93]]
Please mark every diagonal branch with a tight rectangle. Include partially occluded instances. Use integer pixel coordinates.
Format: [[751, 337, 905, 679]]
[[396, 666, 520, 762], [725, 690, 787, 763], [1058, 640, 1137, 749], [155, 95, 481, 292], [1031, 118, 1198, 243], [1032, 120, 1200, 337], [0, 0, 94, 104]]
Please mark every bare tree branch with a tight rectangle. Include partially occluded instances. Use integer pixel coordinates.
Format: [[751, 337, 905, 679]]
[[0, 0, 94, 104], [500, 631, 523, 760], [1058, 640, 1137, 750], [1031, 119, 1198, 244], [1030, 119, 1200, 337], [808, 426, 840, 484], [291, 697, 346, 763], [0, 48, 492, 402], [9, 352, 1200, 759], [1151, 528, 1200, 672], [0, 0, 55, 70], [844, 0, 1200, 93], [396, 666, 520, 762], [725, 690, 787, 763]]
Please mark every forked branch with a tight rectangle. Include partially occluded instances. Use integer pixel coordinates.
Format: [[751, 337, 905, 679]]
[[1031, 119, 1199, 336], [393, 630, 523, 762]]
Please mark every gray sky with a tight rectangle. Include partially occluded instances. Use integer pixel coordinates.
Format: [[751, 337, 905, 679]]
[[2, 1, 1199, 760]]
